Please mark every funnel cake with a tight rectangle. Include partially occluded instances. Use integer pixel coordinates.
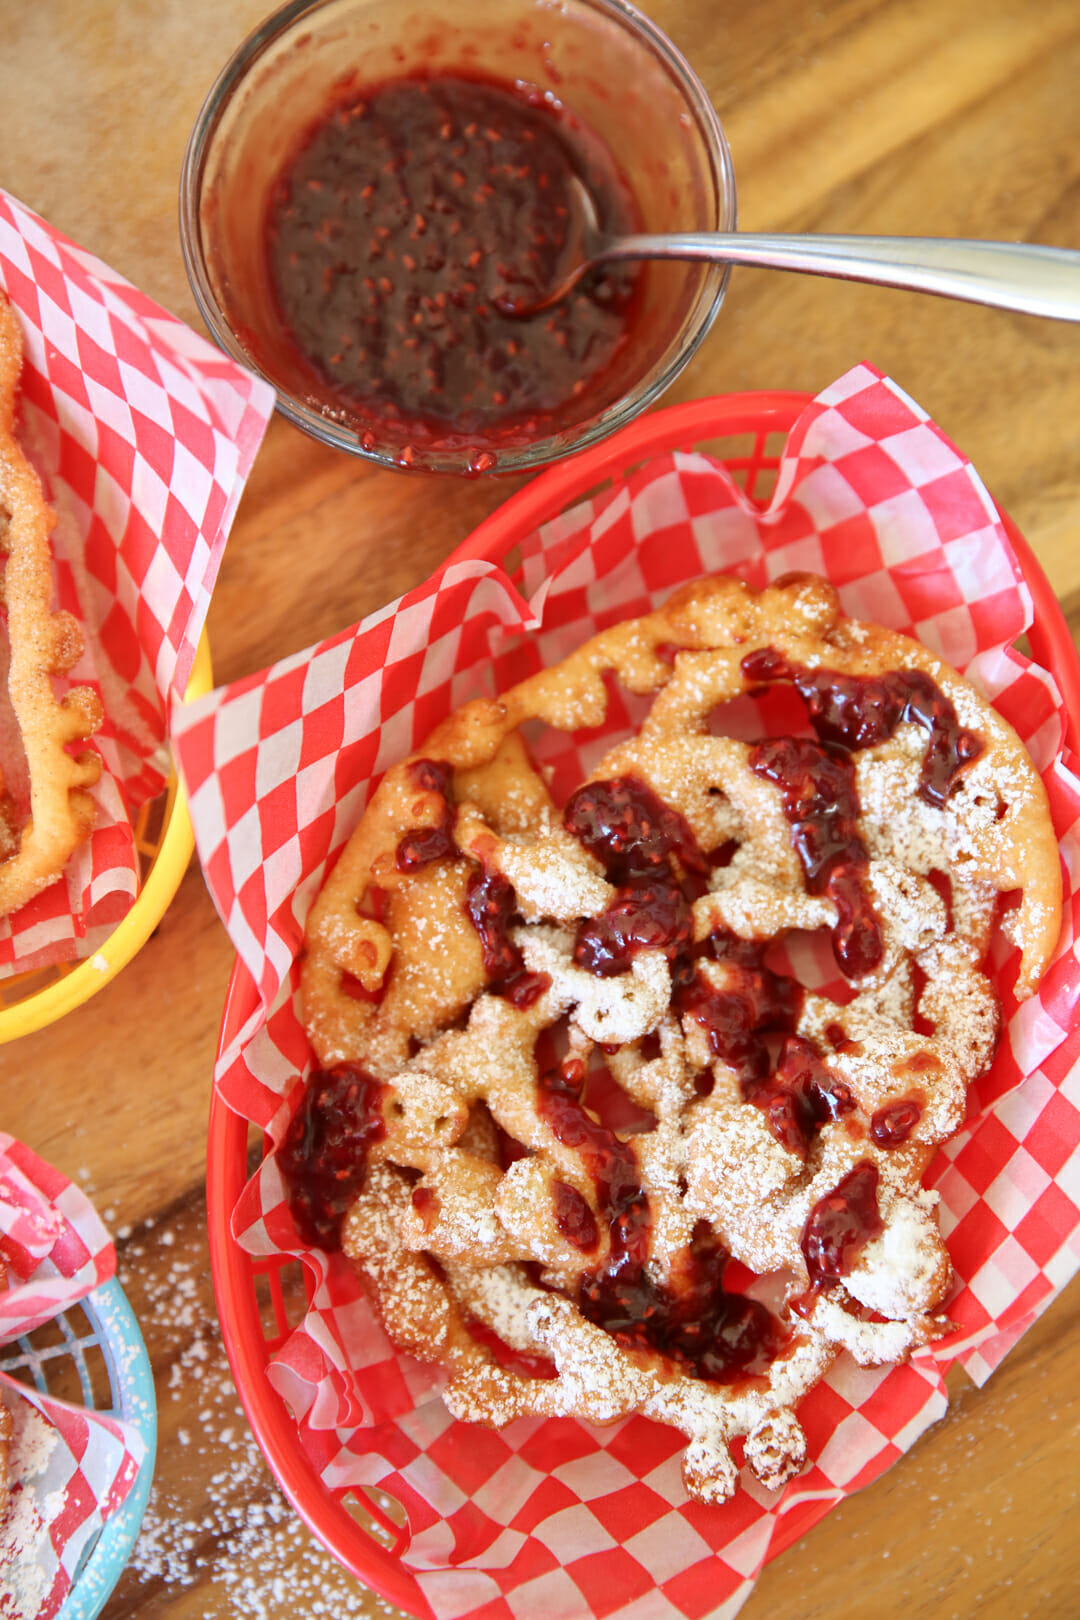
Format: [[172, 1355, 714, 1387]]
[[0, 291, 102, 917], [291, 572, 1061, 1504]]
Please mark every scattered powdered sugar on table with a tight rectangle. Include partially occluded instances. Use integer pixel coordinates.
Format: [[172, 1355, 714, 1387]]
[[113, 1207, 408, 1620], [0, 1398, 58, 1620]]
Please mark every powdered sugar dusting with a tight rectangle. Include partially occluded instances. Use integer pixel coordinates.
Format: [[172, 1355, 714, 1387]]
[[112, 1207, 409, 1620]]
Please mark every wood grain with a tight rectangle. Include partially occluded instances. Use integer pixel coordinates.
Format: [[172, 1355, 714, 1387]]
[[1, 0, 1078, 1615]]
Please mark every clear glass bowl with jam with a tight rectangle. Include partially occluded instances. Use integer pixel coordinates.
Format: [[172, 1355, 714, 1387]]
[[180, 0, 736, 475]]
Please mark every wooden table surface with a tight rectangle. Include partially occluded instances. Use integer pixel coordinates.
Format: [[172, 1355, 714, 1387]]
[[3, 0, 1080, 1616]]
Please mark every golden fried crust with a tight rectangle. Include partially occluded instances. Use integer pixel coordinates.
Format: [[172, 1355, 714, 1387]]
[[301, 569, 1063, 1504], [0, 292, 102, 917]]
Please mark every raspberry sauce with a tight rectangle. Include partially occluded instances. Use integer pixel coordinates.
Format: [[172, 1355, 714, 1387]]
[[564, 775, 707, 883], [801, 1161, 884, 1289], [395, 758, 456, 870], [553, 1179, 600, 1251], [465, 867, 550, 1008], [539, 1059, 789, 1382], [538, 1059, 648, 1276], [747, 1033, 856, 1160], [260, 73, 641, 464], [740, 648, 984, 979], [674, 933, 803, 1092], [741, 649, 984, 810], [748, 735, 883, 980], [573, 876, 695, 978], [395, 757, 549, 1007], [565, 774, 706, 979], [583, 1222, 790, 1382], [279, 1064, 386, 1249], [870, 1096, 924, 1147]]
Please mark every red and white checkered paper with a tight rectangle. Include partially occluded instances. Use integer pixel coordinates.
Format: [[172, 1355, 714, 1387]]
[[0, 1135, 147, 1620], [174, 365, 1080, 1620], [0, 188, 274, 975]]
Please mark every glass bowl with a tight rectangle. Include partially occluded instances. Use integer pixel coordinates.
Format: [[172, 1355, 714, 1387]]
[[179, 0, 736, 475]]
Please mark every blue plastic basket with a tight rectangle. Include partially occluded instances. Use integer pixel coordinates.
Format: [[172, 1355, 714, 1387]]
[[0, 1274, 157, 1620]]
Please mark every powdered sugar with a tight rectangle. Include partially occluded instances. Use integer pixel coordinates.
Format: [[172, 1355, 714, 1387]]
[[114, 1210, 408, 1620]]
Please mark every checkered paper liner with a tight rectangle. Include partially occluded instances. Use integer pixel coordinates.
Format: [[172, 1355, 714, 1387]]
[[0, 1135, 147, 1619], [174, 365, 1080, 1620], [0, 188, 274, 975]]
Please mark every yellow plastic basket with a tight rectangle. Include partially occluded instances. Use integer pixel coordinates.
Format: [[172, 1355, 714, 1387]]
[[0, 635, 213, 1043]]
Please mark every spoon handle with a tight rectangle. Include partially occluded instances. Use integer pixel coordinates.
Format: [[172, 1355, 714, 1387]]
[[600, 233, 1080, 322]]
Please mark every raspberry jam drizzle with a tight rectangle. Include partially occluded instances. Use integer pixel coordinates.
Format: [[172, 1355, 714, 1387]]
[[395, 759, 456, 870], [674, 933, 803, 1092], [748, 1034, 856, 1159], [564, 775, 707, 882], [539, 1059, 789, 1382], [395, 758, 549, 1007], [741, 648, 984, 811], [553, 1179, 600, 1251], [279, 1064, 387, 1249], [748, 734, 883, 980], [870, 1096, 924, 1147], [465, 866, 550, 1008], [564, 774, 853, 1161], [800, 1161, 884, 1290], [573, 876, 695, 978], [538, 1059, 648, 1273], [261, 73, 641, 462], [564, 775, 706, 978], [742, 648, 984, 981]]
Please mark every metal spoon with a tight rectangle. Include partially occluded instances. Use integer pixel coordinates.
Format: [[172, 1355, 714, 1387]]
[[499, 174, 1080, 321]]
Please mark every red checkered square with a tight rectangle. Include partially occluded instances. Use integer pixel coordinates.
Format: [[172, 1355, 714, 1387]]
[[566, 1545, 657, 1616], [514, 1418, 605, 1477], [603, 1415, 684, 1482], [509, 1472, 582, 1535], [918, 468, 997, 541], [661, 1559, 750, 1620], [676, 1476, 766, 1553], [852, 1357, 945, 1441], [620, 1509, 714, 1589], [834, 374, 925, 438], [817, 510, 887, 584], [586, 1483, 680, 1542], [429, 1423, 517, 1498], [1020, 1088, 1080, 1178], [949, 1114, 1021, 1195], [1014, 1182, 1080, 1267], [834, 441, 916, 507]]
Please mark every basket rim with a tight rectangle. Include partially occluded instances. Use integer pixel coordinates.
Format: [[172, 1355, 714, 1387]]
[[207, 387, 1080, 1613]]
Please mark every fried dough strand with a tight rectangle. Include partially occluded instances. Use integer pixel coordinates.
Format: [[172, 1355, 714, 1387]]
[[0, 292, 102, 918]]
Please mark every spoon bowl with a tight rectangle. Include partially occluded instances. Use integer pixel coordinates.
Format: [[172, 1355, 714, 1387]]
[[504, 173, 1080, 322]]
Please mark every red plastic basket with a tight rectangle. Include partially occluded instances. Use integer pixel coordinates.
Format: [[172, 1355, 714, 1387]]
[[206, 391, 1080, 1619]]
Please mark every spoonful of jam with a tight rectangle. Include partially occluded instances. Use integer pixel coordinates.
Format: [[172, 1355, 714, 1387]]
[[498, 172, 1080, 322]]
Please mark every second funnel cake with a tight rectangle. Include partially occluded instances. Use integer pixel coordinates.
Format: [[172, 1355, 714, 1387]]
[[289, 571, 1061, 1505]]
